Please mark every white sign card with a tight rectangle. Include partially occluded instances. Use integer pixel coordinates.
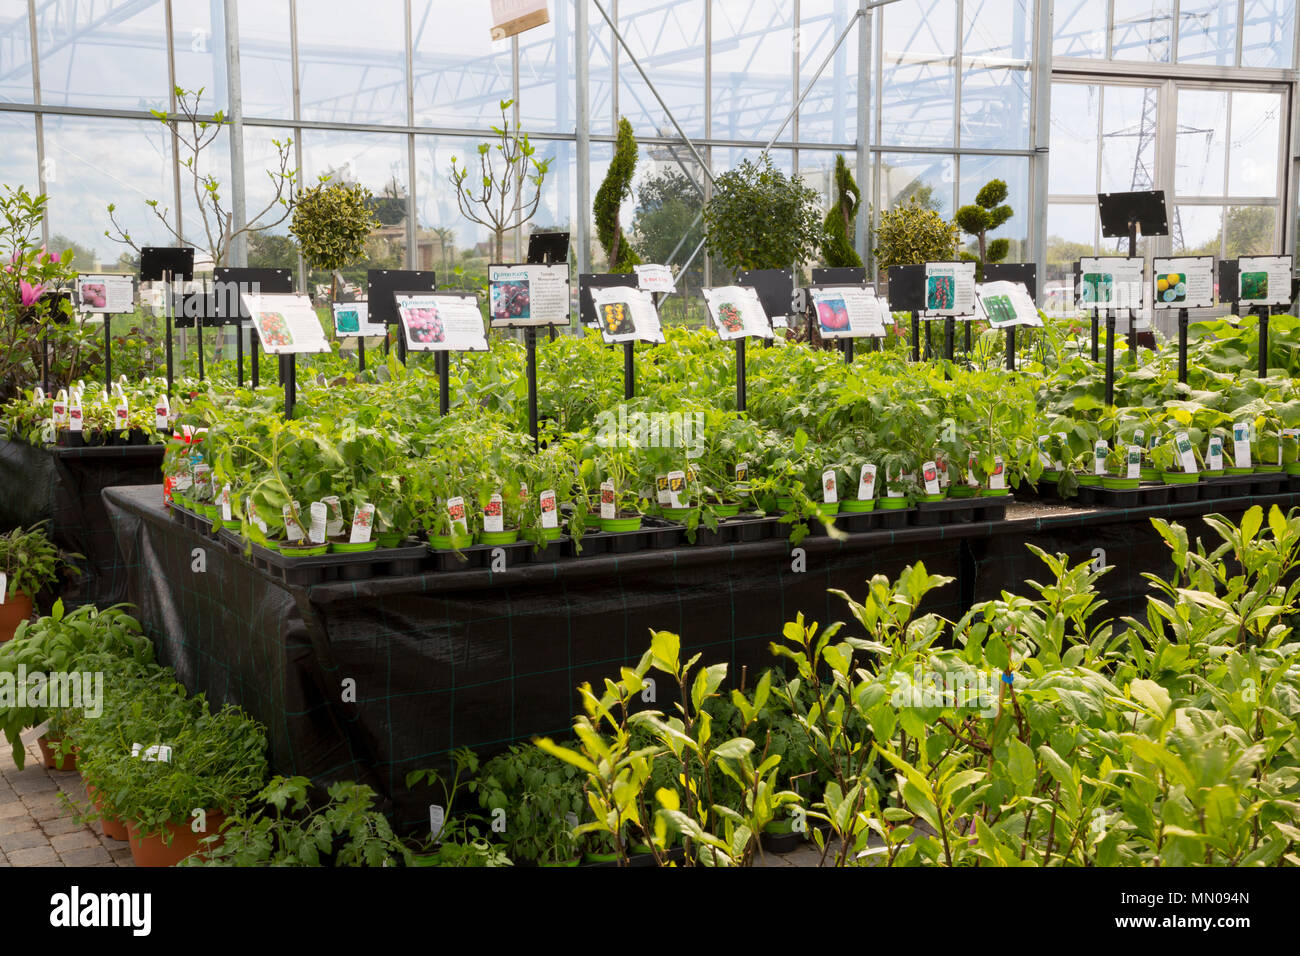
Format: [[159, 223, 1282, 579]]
[[590, 286, 665, 344], [808, 286, 887, 339], [241, 293, 332, 355], [1151, 256, 1214, 310], [633, 264, 674, 293], [702, 286, 774, 341], [1237, 255, 1293, 307], [488, 263, 570, 327], [975, 280, 1042, 328], [490, 0, 549, 40], [395, 294, 489, 352], [923, 261, 977, 317], [76, 275, 134, 314], [331, 301, 386, 338], [1077, 257, 1144, 311]]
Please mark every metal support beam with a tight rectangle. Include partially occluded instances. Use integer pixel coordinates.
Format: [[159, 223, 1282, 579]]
[[224, 0, 248, 267], [576, 0, 591, 277], [857, 0, 871, 268], [1029, 0, 1052, 304]]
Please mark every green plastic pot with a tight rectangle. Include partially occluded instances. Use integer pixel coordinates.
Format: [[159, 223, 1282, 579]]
[[1101, 477, 1139, 490], [1160, 471, 1198, 485], [600, 516, 643, 533], [430, 533, 474, 551], [817, 501, 839, 517], [979, 487, 1012, 497], [280, 543, 328, 557], [539, 526, 563, 541], [775, 496, 795, 512], [477, 529, 520, 546], [713, 503, 741, 518], [878, 497, 909, 510], [839, 498, 876, 513], [376, 531, 405, 548], [1076, 474, 1102, 487], [1139, 467, 1159, 482], [661, 506, 693, 522], [1287, 462, 1300, 476], [583, 851, 620, 864], [220, 518, 242, 531], [948, 485, 978, 498], [331, 540, 379, 553], [539, 858, 580, 868], [1039, 470, 1061, 483], [1255, 464, 1283, 473], [199, 503, 219, 519], [1226, 467, 1254, 476], [919, 492, 947, 503]]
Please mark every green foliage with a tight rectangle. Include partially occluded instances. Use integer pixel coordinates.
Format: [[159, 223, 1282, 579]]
[[594, 117, 642, 272], [704, 153, 822, 272], [874, 199, 960, 274], [954, 179, 1014, 280], [0, 522, 76, 608], [290, 179, 381, 275], [819, 154, 863, 269]]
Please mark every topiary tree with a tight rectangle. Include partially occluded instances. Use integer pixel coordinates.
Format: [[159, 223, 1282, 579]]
[[819, 154, 863, 268], [873, 198, 961, 279], [704, 153, 822, 273], [955, 179, 1013, 281], [290, 178, 381, 302], [594, 117, 641, 272]]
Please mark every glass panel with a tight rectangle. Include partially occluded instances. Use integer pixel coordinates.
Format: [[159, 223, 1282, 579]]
[[177, 126, 230, 268], [619, 0, 705, 141], [517, 0, 575, 133], [415, 133, 495, 286], [412, 0, 511, 129], [712, 0, 789, 143], [959, 154, 1030, 262], [798, 0, 857, 145], [1112, 1, 1174, 62], [800, 149, 864, 268], [961, 68, 1030, 149], [880, 152, 955, 216], [963, 0, 1034, 59], [0, 0, 33, 103], [1172, 205, 1223, 256], [1175, 89, 1227, 197], [42, 115, 175, 268], [238, 0, 293, 120], [584, 140, 612, 271], [0, 111, 37, 192], [298, 0, 407, 125], [34, 0, 169, 110], [631, 142, 706, 323], [587, 6, 613, 136], [172, 1, 228, 111], [880, 0, 956, 148], [1100, 85, 1158, 193], [1178, 0, 1238, 65], [1048, 83, 1099, 195], [1045, 203, 1096, 295], [243, 126, 300, 280], [1052, 0, 1108, 58], [1224, 205, 1276, 256], [1241, 0, 1295, 68], [1228, 90, 1282, 196]]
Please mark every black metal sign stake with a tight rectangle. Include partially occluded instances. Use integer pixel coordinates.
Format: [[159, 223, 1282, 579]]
[[104, 315, 112, 389], [358, 336, 366, 373], [250, 327, 259, 388], [736, 339, 747, 412], [843, 338, 853, 364], [910, 313, 920, 362], [1127, 308, 1138, 367], [1177, 307, 1189, 384], [283, 354, 297, 421], [41, 332, 49, 395], [1104, 310, 1117, 408], [438, 351, 450, 416], [526, 326, 539, 449], [1257, 304, 1269, 378], [924, 320, 933, 360], [965, 322, 972, 355], [236, 320, 244, 386], [196, 319, 205, 381], [943, 316, 955, 361], [1091, 311, 1101, 361], [164, 271, 174, 397], [624, 342, 635, 398], [1006, 326, 1016, 372]]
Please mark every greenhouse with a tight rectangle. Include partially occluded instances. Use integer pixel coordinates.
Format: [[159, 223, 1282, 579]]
[[0, 0, 1296, 906]]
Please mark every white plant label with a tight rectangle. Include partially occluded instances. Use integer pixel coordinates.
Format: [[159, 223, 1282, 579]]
[[1208, 436, 1223, 471], [600, 481, 616, 520], [1038, 436, 1052, 469], [539, 490, 558, 529], [887, 468, 905, 498], [283, 504, 304, 542], [350, 504, 375, 544], [41, 419, 55, 444], [484, 493, 504, 533], [735, 462, 749, 492], [1094, 440, 1109, 476], [633, 263, 674, 293], [655, 475, 671, 506], [922, 461, 940, 496], [1175, 432, 1197, 473], [1233, 422, 1251, 468], [33, 386, 44, 403], [990, 457, 1006, 490], [115, 397, 129, 430], [858, 463, 877, 501], [822, 470, 838, 504], [155, 395, 170, 432], [966, 456, 979, 488], [308, 501, 328, 544], [446, 496, 469, 536], [1126, 446, 1141, 480], [220, 484, 232, 521], [1133, 429, 1144, 448], [52, 390, 67, 426], [1055, 433, 1067, 470], [0, 572, 6, 605], [69, 401, 82, 433], [193, 463, 212, 500], [667, 470, 686, 509], [937, 457, 950, 487]]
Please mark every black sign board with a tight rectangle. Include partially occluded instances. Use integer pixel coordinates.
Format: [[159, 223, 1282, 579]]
[[736, 269, 795, 321], [139, 246, 195, 282], [982, 262, 1038, 301], [211, 267, 295, 325], [578, 272, 639, 326], [527, 231, 570, 265], [1099, 190, 1168, 241], [886, 265, 926, 311], [367, 269, 436, 325], [811, 267, 868, 286]]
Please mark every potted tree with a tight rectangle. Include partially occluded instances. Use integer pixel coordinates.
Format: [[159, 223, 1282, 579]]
[[0, 524, 75, 642]]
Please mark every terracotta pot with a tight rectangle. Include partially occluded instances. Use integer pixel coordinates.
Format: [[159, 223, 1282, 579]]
[[0, 591, 34, 642], [85, 784, 129, 841], [126, 812, 226, 867], [37, 733, 77, 772]]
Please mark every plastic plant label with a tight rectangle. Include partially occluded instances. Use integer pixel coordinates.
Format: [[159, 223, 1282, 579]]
[[53, 390, 67, 425], [600, 481, 616, 520], [1233, 422, 1251, 468], [922, 461, 940, 495], [518, 482, 528, 501], [131, 743, 173, 763], [937, 457, 950, 487], [1175, 432, 1197, 473], [1055, 432, 1067, 470], [430, 805, 446, 843], [1038, 436, 1052, 468], [154, 395, 170, 432], [69, 401, 82, 433], [966, 455, 979, 488], [447, 496, 468, 535], [484, 493, 504, 533], [193, 463, 213, 500], [115, 397, 129, 429], [246, 498, 267, 534], [1133, 429, 1144, 448], [323, 496, 344, 537], [283, 504, 305, 542], [668, 470, 686, 508], [40, 419, 55, 444], [1126, 446, 1141, 480], [655, 475, 671, 505], [0, 572, 6, 605], [858, 463, 876, 500], [349, 504, 376, 543], [685, 462, 698, 483], [33, 386, 44, 403], [309, 502, 328, 544], [220, 485, 232, 522], [735, 461, 749, 491], [539, 490, 558, 529], [1208, 436, 1223, 471], [1093, 440, 1109, 476], [990, 457, 1006, 490], [822, 469, 838, 504], [887, 468, 904, 498]]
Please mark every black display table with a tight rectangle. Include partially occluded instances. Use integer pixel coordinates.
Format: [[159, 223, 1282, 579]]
[[103, 483, 1296, 829], [0, 440, 165, 607]]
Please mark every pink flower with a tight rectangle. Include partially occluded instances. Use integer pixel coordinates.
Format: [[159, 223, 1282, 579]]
[[19, 280, 45, 306]]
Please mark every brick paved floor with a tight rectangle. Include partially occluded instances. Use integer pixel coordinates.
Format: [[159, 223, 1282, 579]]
[[0, 731, 133, 868]]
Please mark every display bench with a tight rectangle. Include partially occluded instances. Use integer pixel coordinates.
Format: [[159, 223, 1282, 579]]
[[104, 483, 1300, 829], [0, 439, 164, 606]]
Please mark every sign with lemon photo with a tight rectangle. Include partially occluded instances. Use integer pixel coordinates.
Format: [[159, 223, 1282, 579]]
[[1152, 256, 1213, 310]]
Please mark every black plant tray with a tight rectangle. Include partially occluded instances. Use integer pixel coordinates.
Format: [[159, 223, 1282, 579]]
[[1095, 487, 1142, 509], [1288, 473, 1300, 494], [521, 536, 569, 563], [218, 530, 429, 585], [564, 530, 608, 557], [974, 494, 1014, 521], [691, 512, 773, 546], [1074, 483, 1100, 507], [876, 505, 914, 528], [911, 497, 975, 526], [833, 510, 881, 534], [761, 829, 806, 855], [1203, 474, 1256, 499], [638, 516, 685, 550], [1250, 471, 1286, 495], [1139, 483, 1172, 507], [1166, 481, 1200, 503]]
